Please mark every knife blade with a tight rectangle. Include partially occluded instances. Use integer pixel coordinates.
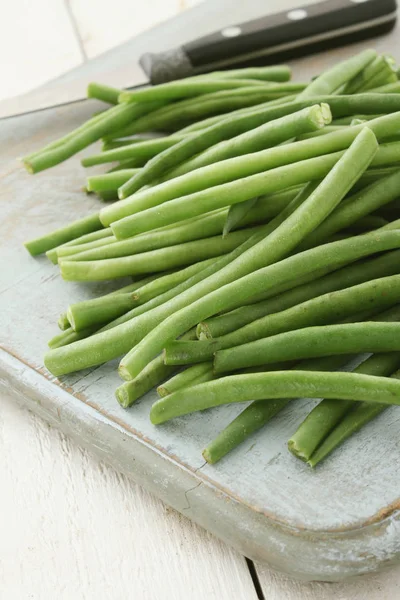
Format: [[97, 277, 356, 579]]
[[0, 0, 396, 120]]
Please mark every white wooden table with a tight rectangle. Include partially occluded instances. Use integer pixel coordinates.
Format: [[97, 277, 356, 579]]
[[1, 2, 400, 597]]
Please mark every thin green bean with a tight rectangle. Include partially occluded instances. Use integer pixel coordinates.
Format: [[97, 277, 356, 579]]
[[82, 136, 187, 167], [297, 49, 377, 99], [86, 169, 139, 192], [25, 213, 103, 256], [87, 82, 121, 104], [150, 370, 400, 425], [158, 363, 214, 398]]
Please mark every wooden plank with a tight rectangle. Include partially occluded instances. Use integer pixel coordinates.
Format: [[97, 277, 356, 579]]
[[0, 392, 257, 599], [0, 0, 83, 101], [255, 561, 400, 599]]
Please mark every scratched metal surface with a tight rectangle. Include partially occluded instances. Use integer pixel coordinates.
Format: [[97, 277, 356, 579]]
[[2, 15, 400, 578]]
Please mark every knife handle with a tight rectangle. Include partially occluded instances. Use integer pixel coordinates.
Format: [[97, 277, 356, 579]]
[[140, 0, 397, 84]]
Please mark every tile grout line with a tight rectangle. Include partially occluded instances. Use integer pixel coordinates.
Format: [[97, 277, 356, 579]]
[[64, 0, 88, 62], [245, 558, 266, 600]]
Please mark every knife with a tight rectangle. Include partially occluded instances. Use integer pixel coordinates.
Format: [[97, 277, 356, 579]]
[[0, 0, 396, 119]]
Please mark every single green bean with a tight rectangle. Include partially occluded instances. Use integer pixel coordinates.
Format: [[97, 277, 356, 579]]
[[369, 81, 400, 94], [48, 326, 96, 349], [118, 103, 331, 198], [60, 226, 260, 281], [157, 363, 214, 398], [165, 275, 400, 365], [25, 212, 103, 256], [119, 78, 277, 103], [58, 312, 70, 331], [86, 169, 139, 192], [198, 249, 400, 339], [297, 49, 377, 99], [150, 369, 400, 425], [176, 94, 299, 134], [133, 259, 215, 305], [288, 352, 400, 463], [82, 135, 188, 167], [110, 94, 400, 195], [87, 82, 121, 104], [215, 322, 400, 374], [57, 235, 117, 259], [44, 231, 400, 377], [67, 292, 138, 332], [207, 66, 292, 82], [47, 226, 114, 264], [308, 368, 400, 467], [223, 198, 259, 237]]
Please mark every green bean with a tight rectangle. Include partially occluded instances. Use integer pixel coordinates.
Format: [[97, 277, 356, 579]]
[[157, 363, 214, 398], [297, 49, 377, 99], [296, 125, 345, 140], [204, 66, 292, 82], [57, 235, 117, 259], [44, 230, 400, 377], [308, 368, 400, 467], [369, 81, 400, 94], [343, 56, 386, 94], [115, 328, 196, 408], [288, 352, 400, 463], [133, 259, 215, 305], [165, 275, 400, 365], [23, 101, 163, 173], [119, 78, 280, 103], [116, 355, 174, 408], [202, 354, 351, 464], [150, 369, 400, 425], [112, 94, 400, 195], [223, 198, 259, 237], [350, 166, 399, 192], [48, 326, 95, 349], [331, 114, 382, 125], [67, 293, 138, 332], [25, 212, 103, 256], [176, 94, 299, 134], [297, 169, 400, 251], [87, 82, 121, 104], [82, 136, 188, 167], [58, 312, 70, 331], [118, 103, 331, 198], [112, 129, 380, 239], [86, 169, 139, 192], [198, 248, 400, 339], [215, 322, 400, 374], [118, 131, 382, 380], [60, 226, 260, 281]]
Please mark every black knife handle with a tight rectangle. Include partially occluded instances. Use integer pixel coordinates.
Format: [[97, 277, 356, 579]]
[[140, 0, 397, 84]]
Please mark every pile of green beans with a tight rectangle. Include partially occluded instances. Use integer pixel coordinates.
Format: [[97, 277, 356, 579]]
[[22, 53, 400, 470]]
